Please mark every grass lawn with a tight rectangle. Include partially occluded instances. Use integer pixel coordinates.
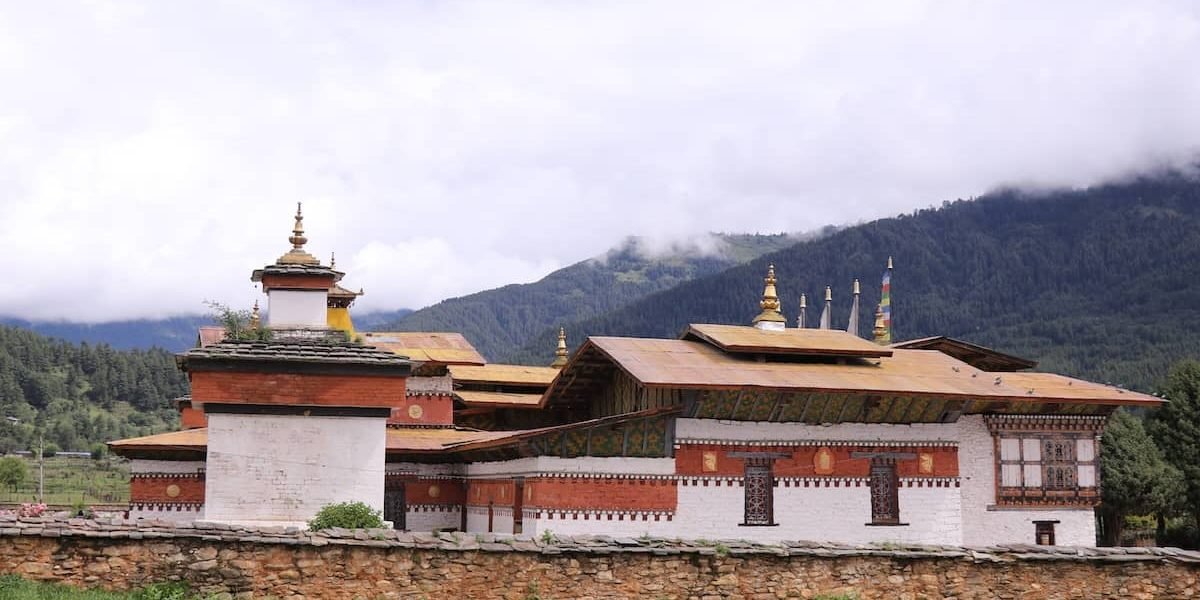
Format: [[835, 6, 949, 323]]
[[0, 576, 190, 599], [0, 455, 129, 506]]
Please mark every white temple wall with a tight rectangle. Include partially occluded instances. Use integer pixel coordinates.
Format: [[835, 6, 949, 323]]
[[267, 290, 328, 328], [204, 413, 385, 526], [465, 506, 515, 534], [670, 481, 961, 545], [406, 507, 461, 532], [957, 415, 1097, 546]]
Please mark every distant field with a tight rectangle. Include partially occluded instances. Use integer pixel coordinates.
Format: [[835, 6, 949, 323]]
[[0, 455, 129, 506]]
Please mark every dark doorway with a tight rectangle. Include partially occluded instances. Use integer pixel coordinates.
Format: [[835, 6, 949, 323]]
[[384, 481, 406, 530]]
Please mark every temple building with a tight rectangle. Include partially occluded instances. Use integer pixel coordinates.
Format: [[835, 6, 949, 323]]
[[110, 208, 1161, 546]]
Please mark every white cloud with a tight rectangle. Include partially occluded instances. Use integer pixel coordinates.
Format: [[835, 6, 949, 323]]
[[0, 0, 1197, 320]]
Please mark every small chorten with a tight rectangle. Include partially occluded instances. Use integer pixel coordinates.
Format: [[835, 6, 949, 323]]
[[276, 202, 320, 266], [751, 264, 787, 331], [872, 304, 888, 345], [551, 327, 569, 368]]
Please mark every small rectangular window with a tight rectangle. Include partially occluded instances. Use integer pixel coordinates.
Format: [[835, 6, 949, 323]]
[[742, 459, 774, 526], [1035, 521, 1057, 545], [869, 459, 900, 525]]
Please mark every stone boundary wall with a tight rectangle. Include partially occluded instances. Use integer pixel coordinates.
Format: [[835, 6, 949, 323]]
[[1, 517, 1198, 599]]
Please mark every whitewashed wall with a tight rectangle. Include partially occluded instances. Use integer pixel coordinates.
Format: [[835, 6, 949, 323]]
[[204, 413, 386, 526], [466, 506, 514, 534], [267, 290, 328, 328], [956, 415, 1097, 546], [464, 456, 675, 478], [406, 508, 461, 532]]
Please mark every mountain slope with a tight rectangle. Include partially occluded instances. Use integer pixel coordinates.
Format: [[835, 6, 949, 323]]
[[507, 176, 1200, 391], [0, 325, 189, 452], [0, 309, 414, 353], [376, 234, 797, 361]]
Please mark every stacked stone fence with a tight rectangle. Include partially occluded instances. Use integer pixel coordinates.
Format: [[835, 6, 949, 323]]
[[1, 515, 1199, 599]]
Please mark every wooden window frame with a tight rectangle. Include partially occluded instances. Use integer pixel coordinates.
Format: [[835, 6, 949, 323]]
[[740, 457, 777, 527], [986, 415, 1105, 509], [1035, 520, 1058, 546], [866, 458, 906, 526]]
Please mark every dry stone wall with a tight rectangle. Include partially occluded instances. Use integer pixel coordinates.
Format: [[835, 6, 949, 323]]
[[1, 516, 1199, 599]]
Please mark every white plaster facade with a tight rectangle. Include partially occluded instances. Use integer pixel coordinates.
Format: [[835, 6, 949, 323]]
[[448, 417, 1097, 546], [204, 413, 386, 526], [267, 290, 328, 329], [129, 459, 206, 475]]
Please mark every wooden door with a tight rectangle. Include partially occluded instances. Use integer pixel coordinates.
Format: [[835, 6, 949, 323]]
[[384, 482, 406, 530]]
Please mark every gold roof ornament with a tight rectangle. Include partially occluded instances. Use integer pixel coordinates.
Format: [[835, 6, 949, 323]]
[[276, 202, 321, 265], [250, 300, 261, 330], [751, 264, 787, 325], [551, 327, 569, 368], [872, 304, 888, 345]]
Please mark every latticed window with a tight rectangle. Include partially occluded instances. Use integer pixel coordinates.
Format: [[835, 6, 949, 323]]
[[869, 459, 900, 525], [742, 459, 774, 526]]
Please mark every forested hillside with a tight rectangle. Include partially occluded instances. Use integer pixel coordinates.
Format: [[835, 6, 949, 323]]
[[0, 326, 188, 452], [507, 176, 1200, 391], [377, 234, 798, 361]]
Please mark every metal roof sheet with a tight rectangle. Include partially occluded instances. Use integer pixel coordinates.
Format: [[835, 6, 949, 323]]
[[582, 337, 1161, 406], [454, 390, 545, 407], [448, 364, 559, 387], [361, 332, 487, 365], [684, 324, 893, 358]]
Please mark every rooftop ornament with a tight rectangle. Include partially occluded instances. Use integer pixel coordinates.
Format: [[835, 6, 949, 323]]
[[751, 264, 786, 327]]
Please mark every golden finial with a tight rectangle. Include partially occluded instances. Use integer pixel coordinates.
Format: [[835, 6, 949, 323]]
[[887, 256, 894, 270], [250, 300, 261, 330], [551, 327, 569, 368], [824, 285, 832, 302], [872, 304, 888, 345], [289, 202, 307, 250], [751, 264, 786, 325], [277, 203, 320, 265], [853, 279, 860, 295]]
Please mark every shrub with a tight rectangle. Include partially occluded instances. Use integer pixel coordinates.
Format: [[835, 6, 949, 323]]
[[307, 501, 384, 530]]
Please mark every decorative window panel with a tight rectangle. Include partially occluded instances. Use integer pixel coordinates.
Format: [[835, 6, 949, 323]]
[[986, 415, 1105, 508], [1077, 465, 1096, 487], [1000, 439, 1021, 461], [1022, 465, 1042, 488], [1022, 439, 1041, 462], [1001, 464, 1022, 487], [742, 459, 775, 526], [869, 459, 901, 525], [1077, 439, 1095, 462]]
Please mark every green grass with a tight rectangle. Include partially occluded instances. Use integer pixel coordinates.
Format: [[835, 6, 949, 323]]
[[0, 576, 181, 599], [0, 456, 129, 506]]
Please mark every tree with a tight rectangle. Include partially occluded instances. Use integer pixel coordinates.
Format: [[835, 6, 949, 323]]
[[0, 456, 28, 491], [1099, 409, 1185, 545], [1150, 360, 1200, 529], [205, 301, 271, 342]]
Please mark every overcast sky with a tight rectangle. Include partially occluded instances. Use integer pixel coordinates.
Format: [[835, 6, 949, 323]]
[[1, 1, 1198, 322]]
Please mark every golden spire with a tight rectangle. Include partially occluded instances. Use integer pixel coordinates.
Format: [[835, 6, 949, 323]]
[[551, 327, 569, 368], [250, 300, 261, 330], [277, 202, 320, 265], [752, 264, 786, 325], [872, 304, 888, 345]]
